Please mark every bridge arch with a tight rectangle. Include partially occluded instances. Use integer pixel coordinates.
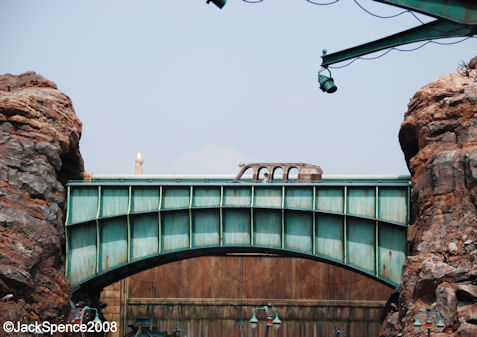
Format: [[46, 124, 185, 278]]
[[287, 166, 299, 180], [66, 175, 411, 297], [272, 166, 284, 180], [72, 246, 399, 299], [257, 166, 269, 180]]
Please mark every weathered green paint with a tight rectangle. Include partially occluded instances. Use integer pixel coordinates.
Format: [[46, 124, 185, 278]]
[[254, 186, 282, 208], [223, 186, 250, 207], [193, 187, 220, 207], [375, 0, 477, 25], [379, 187, 408, 224], [285, 211, 313, 253], [100, 217, 128, 272], [132, 187, 160, 213], [68, 222, 97, 284], [69, 187, 98, 224], [285, 187, 314, 210], [223, 209, 250, 245], [66, 175, 411, 293], [317, 188, 343, 213], [316, 214, 344, 262], [347, 218, 376, 273], [162, 211, 189, 251], [131, 213, 158, 260], [101, 187, 128, 217], [162, 187, 189, 209], [348, 187, 375, 218], [253, 209, 282, 248], [193, 210, 220, 247], [379, 224, 407, 283]]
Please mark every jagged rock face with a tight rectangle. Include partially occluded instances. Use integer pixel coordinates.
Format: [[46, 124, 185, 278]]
[[0, 72, 83, 330], [380, 61, 477, 336]]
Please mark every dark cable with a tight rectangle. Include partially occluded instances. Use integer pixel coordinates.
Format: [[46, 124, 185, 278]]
[[432, 36, 476, 45], [410, 11, 428, 25], [354, 0, 469, 35], [242, 0, 468, 38], [353, 0, 409, 19], [306, 0, 339, 5], [243, 0, 339, 4]]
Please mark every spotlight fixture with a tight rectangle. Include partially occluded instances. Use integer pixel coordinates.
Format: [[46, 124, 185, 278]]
[[318, 74, 337, 94], [206, 0, 226, 9], [318, 50, 337, 94]]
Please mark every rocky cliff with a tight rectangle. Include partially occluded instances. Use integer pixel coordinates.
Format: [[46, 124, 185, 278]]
[[0, 72, 83, 331], [380, 58, 477, 336]]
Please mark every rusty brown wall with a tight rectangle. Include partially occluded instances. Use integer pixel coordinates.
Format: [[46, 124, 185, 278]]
[[105, 256, 395, 337]]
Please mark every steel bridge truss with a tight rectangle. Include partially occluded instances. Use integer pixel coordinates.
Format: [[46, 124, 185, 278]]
[[65, 176, 411, 296]]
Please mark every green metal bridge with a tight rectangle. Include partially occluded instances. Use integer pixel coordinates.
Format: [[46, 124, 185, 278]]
[[65, 175, 411, 297]]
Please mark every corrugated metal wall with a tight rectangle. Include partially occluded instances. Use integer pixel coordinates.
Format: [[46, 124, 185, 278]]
[[106, 256, 395, 337]]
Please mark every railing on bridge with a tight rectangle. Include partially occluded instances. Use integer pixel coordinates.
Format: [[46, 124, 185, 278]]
[[65, 175, 411, 294]]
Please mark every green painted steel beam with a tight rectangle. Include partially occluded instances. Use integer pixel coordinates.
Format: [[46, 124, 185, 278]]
[[375, 0, 477, 25], [321, 20, 475, 67], [68, 176, 412, 187], [66, 177, 411, 296]]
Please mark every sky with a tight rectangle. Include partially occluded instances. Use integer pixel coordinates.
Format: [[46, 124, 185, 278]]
[[1, 0, 475, 175]]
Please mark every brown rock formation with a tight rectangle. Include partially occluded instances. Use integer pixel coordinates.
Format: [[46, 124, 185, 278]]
[[0, 72, 83, 333], [380, 59, 477, 336]]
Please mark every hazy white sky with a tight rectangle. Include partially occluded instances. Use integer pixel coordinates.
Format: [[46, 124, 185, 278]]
[[1, 1, 475, 175]]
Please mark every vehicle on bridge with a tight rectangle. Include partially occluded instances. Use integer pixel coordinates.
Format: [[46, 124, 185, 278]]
[[234, 163, 323, 182]]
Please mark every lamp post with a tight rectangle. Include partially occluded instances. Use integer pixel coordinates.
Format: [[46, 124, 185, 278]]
[[413, 308, 445, 336], [72, 306, 101, 337], [330, 320, 346, 337], [249, 304, 281, 337]]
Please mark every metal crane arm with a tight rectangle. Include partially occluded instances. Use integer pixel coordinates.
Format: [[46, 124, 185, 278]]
[[374, 0, 477, 25], [321, 20, 475, 67], [321, 0, 477, 68]]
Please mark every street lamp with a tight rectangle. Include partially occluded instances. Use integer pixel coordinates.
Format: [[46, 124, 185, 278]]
[[318, 50, 337, 94], [72, 306, 101, 325], [413, 308, 445, 336], [249, 304, 281, 337], [330, 320, 346, 337], [72, 307, 101, 337]]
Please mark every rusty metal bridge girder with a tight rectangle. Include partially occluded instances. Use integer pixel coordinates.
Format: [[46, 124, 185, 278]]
[[65, 175, 411, 296]]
